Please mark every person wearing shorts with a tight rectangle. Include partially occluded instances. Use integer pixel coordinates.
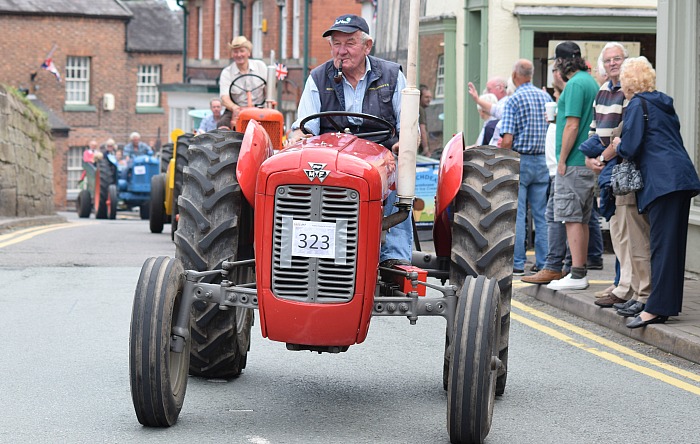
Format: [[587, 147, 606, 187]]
[[546, 41, 600, 291]]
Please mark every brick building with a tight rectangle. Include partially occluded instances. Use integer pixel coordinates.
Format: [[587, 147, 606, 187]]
[[0, 0, 183, 209], [164, 0, 370, 133]]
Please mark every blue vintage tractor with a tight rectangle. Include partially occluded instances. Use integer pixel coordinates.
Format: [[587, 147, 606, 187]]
[[77, 151, 159, 219]]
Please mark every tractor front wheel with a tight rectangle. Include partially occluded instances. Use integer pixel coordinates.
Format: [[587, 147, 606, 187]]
[[77, 189, 92, 218], [447, 275, 501, 444], [129, 256, 190, 427]]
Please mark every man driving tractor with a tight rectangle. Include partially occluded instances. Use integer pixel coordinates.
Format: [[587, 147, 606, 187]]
[[286, 14, 413, 269], [218, 35, 268, 129]]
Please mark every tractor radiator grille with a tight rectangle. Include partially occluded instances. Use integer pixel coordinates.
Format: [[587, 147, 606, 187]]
[[272, 185, 359, 303]]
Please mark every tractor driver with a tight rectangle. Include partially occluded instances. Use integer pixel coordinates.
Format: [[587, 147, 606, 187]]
[[286, 14, 412, 269], [218, 35, 268, 129]]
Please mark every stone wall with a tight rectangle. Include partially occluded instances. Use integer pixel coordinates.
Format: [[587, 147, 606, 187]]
[[0, 85, 55, 217]]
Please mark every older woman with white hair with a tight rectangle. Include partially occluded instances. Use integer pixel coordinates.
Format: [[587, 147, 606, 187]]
[[473, 92, 499, 146], [601, 57, 700, 328]]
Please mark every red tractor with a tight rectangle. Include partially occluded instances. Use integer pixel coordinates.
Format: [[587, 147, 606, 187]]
[[129, 7, 519, 444], [130, 122, 518, 442]]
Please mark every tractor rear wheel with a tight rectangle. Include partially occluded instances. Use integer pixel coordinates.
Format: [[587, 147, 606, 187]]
[[175, 130, 254, 379], [160, 143, 173, 173], [129, 256, 190, 427], [150, 174, 166, 233], [447, 275, 501, 444], [171, 133, 193, 241], [96, 158, 116, 219], [447, 146, 519, 396], [77, 189, 92, 218]]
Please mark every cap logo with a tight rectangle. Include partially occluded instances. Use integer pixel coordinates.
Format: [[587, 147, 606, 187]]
[[335, 17, 352, 25]]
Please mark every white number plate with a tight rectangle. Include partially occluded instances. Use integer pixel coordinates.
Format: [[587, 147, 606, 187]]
[[133, 165, 146, 175], [292, 220, 336, 259]]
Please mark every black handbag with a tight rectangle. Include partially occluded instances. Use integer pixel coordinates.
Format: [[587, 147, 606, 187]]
[[611, 97, 648, 196]]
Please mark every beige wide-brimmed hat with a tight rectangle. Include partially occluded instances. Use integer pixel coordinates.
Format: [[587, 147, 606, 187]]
[[228, 35, 253, 52]]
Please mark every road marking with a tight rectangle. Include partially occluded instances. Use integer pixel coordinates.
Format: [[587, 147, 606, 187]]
[[0, 222, 94, 249], [512, 309, 700, 396], [512, 300, 700, 384]]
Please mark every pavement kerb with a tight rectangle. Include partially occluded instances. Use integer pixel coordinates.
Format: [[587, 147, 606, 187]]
[[519, 283, 700, 366], [0, 214, 68, 234]]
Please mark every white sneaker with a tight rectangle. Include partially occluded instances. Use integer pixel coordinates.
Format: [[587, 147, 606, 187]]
[[546, 273, 589, 291]]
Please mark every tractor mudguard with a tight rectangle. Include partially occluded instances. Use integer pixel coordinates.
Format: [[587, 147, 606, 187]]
[[238, 119, 274, 207], [432, 132, 465, 257]]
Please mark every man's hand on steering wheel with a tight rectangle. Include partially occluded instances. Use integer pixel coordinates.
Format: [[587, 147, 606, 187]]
[[298, 111, 396, 145]]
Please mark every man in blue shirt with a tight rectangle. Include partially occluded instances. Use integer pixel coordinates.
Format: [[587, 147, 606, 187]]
[[198, 98, 223, 134], [500, 59, 553, 275], [286, 14, 411, 268]]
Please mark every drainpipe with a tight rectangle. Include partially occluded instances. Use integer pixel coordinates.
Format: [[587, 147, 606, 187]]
[[176, 0, 188, 83], [302, 0, 312, 80]]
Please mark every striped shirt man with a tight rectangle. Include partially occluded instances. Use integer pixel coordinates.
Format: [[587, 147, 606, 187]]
[[589, 79, 627, 146]]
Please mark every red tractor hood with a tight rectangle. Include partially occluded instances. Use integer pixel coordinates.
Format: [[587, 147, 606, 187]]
[[257, 133, 396, 202]]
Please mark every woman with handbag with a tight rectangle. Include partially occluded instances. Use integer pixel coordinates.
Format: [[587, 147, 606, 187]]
[[601, 57, 700, 328]]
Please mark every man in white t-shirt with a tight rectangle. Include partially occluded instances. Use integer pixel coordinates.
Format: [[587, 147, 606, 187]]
[[218, 35, 268, 129]]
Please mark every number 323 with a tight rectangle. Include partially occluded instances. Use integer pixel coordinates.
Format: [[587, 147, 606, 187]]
[[297, 233, 330, 250]]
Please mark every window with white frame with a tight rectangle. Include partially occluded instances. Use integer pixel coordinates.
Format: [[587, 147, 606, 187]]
[[66, 146, 83, 193], [292, 0, 300, 59], [435, 54, 445, 98], [65, 56, 90, 105], [169, 106, 195, 134], [137, 65, 161, 107], [252, 1, 263, 59]]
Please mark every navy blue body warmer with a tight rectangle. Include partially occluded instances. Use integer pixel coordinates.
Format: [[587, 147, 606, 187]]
[[310, 55, 401, 149]]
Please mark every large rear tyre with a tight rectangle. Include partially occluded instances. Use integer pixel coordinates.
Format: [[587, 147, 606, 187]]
[[96, 158, 116, 219], [77, 189, 92, 218], [175, 130, 254, 379], [129, 256, 190, 427], [150, 174, 166, 233], [171, 133, 193, 241], [447, 275, 501, 444], [448, 146, 518, 396], [160, 143, 173, 173]]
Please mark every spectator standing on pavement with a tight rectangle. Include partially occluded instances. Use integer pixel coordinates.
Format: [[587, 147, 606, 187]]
[[218, 36, 267, 129], [198, 98, 224, 134], [123, 132, 152, 159], [522, 69, 567, 285], [468, 77, 508, 120], [601, 57, 700, 328], [545, 41, 600, 292], [473, 93, 499, 146], [499, 59, 553, 275], [418, 84, 433, 156], [582, 42, 651, 317]]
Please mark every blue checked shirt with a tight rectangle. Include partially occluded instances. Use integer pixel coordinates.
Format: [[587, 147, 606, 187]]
[[500, 82, 553, 155]]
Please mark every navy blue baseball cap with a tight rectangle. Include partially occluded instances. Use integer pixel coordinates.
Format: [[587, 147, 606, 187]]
[[322, 14, 370, 37], [549, 41, 582, 60]]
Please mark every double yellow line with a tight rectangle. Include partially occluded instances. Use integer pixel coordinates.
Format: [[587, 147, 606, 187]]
[[512, 299, 700, 396], [0, 222, 93, 249]]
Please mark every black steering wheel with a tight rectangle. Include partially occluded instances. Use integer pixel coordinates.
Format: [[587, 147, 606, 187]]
[[229, 73, 267, 107], [299, 111, 396, 145]]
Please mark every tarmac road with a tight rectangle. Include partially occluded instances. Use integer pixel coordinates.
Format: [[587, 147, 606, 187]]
[[0, 213, 698, 443]]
